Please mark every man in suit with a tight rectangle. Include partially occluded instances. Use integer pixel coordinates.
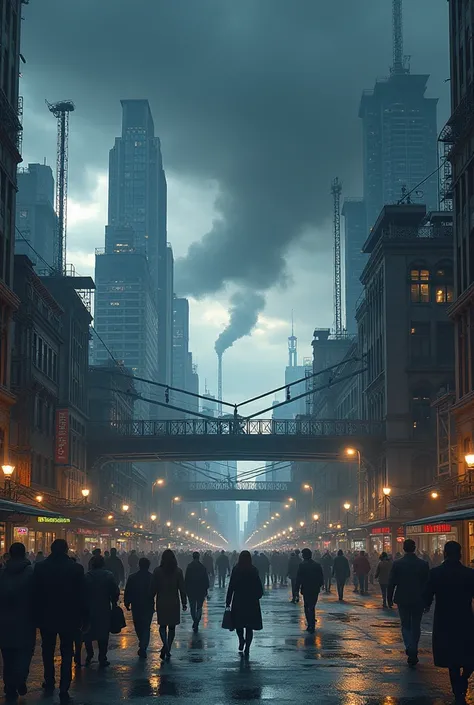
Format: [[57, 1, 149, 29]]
[[185, 552, 209, 632], [33, 539, 87, 703], [388, 538, 429, 667], [295, 548, 324, 633]]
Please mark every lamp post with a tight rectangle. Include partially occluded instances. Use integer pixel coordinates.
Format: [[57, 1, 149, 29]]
[[382, 487, 391, 520], [1, 465, 14, 549], [343, 502, 351, 547], [303, 484, 314, 520], [81, 488, 90, 504], [344, 447, 362, 518]]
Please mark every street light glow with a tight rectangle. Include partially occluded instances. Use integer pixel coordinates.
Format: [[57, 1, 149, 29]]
[[343, 502, 351, 510], [122, 504, 129, 512], [313, 513, 320, 521], [35, 495, 43, 502], [81, 488, 90, 498], [1, 465, 14, 477], [166, 521, 171, 527], [303, 484, 311, 490], [107, 514, 113, 520], [173, 496, 181, 502], [382, 487, 391, 496], [430, 491, 439, 499], [465, 454, 474, 468], [345, 447, 357, 457], [150, 514, 157, 521], [299, 521, 305, 527], [156, 478, 165, 485]]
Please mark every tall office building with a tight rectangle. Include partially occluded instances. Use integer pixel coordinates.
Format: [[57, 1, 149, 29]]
[[16, 163, 57, 269], [342, 198, 367, 335], [108, 99, 171, 387], [360, 70, 438, 231]]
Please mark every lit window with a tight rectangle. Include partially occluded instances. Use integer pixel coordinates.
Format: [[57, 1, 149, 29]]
[[436, 286, 454, 304], [410, 268, 430, 303], [110, 302, 120, 307]]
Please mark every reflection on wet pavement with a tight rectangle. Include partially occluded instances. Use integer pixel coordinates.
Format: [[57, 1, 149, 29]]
[[20, 583, 465, 704]]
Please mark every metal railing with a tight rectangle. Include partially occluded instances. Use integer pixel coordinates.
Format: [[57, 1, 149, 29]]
[[185, 481, 294, 492], [97, 418, 385, 438]]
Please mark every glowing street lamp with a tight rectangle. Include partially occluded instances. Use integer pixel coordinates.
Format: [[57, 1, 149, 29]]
[[382, 487, 391, 519], [1, 465, 14, 477], [36, 495, 43, 503], [312, 513, 320, 521], [122, 504, 129, 512], [150, 514, 157, 522], [81, 488, 90, 500], [299, 521, 305, 527], [166, 521, 171, 528], [382, 487, 391, 496], [430, 491, 439, 500]]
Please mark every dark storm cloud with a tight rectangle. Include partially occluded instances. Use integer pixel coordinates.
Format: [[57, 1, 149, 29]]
[[21, 0, 449, 306]]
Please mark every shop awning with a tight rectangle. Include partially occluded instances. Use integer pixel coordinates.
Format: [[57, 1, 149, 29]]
[[0, 499, 63, 519], [404, 508, 474, 526]]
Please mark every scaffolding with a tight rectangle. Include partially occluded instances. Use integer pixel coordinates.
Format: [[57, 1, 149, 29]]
[[434, 390, 457, 477]]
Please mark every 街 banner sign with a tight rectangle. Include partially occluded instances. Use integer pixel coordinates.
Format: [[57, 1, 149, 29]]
[[55, 409, 69, 464]]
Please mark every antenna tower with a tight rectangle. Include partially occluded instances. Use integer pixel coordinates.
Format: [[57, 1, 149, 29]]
[[46, 99, 75, 274], [331, 177, 343, 337], [391, 0, 409, 75]]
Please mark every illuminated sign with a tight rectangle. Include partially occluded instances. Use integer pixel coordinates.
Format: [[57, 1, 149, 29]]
[[14, 527, 28, 535], [370, 526, 390, 535], [55, 410, 69, 464], [37, 517, 71, 524], [407, 523, 452, 535]]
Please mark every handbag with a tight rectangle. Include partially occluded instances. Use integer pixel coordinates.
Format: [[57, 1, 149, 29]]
[[221, 607, 234, 631], [110, 604, 126, 634]]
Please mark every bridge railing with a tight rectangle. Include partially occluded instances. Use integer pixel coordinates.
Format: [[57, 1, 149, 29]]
[[184, 481, 295, 492], [99, 418, 384, 438]]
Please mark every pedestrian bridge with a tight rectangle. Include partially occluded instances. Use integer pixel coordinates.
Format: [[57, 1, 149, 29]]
[[88, 418, 384, 465], [169, 481, 300, 502]]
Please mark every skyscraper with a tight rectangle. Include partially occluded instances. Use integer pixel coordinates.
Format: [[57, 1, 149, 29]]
[[359, 71, 438, 230], [108, 99, 171, 386], [16, 163, 57, 269]]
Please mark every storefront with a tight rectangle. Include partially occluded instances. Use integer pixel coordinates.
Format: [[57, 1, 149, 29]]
[[363, 522, 405, 556], [405, 522, 458, 554], [404, 508, 474, 563], [0, 500, 65, 553]]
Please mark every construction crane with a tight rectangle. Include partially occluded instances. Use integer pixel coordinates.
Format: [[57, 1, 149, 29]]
[[391, 0, 409, 75], [331, 177, 343, 337], [46, 99, 75, 274]]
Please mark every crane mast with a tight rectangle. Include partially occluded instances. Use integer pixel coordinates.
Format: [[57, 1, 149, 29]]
[[331, 177, 343, 337], [46, 99, 75, 274]]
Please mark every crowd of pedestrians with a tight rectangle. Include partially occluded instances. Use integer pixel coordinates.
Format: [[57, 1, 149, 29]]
[[0, 539, 472, 703]]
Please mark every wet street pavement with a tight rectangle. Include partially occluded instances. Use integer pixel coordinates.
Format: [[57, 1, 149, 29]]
[[24, 582, 466, 705]]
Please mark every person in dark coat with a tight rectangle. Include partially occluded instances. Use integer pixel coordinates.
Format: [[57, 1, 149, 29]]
[[33, 539, 87, 703], [375, 552, 393, 608], [185, 552, 209, 632], [88, 548, 101, 570], [105, 547, 125, 588], [216, 550, 230, 588], [424, 541, 474, 703], [287, 552, 302, 603], [0, 543, 36, 699], [151, 549, 187, 661], [124, 556, 154, 658], [128, 550, 139, 577], [388, 538, 429, 667], [320, 550, 334, 593], [295, 548, 324, 633], [203, 551, 215, 588], [226, 550, 263, 659], [332, 549, 351, 601], [353, 550, 371, 595], [83, 556, 120, 667]]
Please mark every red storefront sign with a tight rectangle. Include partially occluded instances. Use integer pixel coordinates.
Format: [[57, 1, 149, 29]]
[[423, 523, 452, 534], [370, 526, 390, 535], [55, 409, 69, 464]]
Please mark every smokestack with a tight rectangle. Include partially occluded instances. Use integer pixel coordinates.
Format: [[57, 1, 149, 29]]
[[217, 352, 223, 417]]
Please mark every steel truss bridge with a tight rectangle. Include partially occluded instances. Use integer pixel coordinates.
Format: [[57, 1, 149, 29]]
[[171, 481, 300, 502], [89, 418, 384, 465]]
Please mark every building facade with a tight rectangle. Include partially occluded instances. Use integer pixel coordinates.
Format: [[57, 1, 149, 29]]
[[10, 255, 62, 491], [16, 163, 56, 269], [0, 0, 22, 468]]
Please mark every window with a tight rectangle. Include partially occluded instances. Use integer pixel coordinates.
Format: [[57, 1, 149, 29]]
[[410, 268, 430, 302], [434, 262, 454, 304], [410, 322, 431, 363], [435, 286, 454, 303], [411, 387, 432, 436]]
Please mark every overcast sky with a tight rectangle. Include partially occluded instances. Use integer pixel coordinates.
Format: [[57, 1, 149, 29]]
[[20, 0, 449, 410]]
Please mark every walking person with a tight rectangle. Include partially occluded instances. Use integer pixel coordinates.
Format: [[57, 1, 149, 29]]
[[151, 549, 187, 661], [185, 552, 209, 632], [203, 551, 215, 589], [295, 548, 324, 633], [0, 543, 36, 700], [105, 547, 125, 588], [424, 541, 474, 704], [375, 552, 393, 608], [388, 538, 429, 667], [332, 549, 351, 601], [124, 557, 154, 658], [320, 550, 333, 593], [353, 550, 371, 595], [287, 551, 302, 603], [83, 555, 120, 667], [226, 550, 263, 660], [33, 539, 87, 703], [216, 550, 230, 589], [128, 550, 139, 577]]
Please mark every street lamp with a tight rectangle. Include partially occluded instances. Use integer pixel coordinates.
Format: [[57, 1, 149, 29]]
[[465, 454, 474, 468], [122, 504, 129, 512], [81, 488, 90, 502], [150, 514, 157, 522], [156, 478, 165, 486], [299, 521, 305, 528], [343, 502, 351, 543], [1, 464, 14, 497], [382, 487, 391, 520], [35, 495, 43, 503], [430, 491, 439, 500], [107, 514, 113, 520], [312, 513, 320, 521]]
